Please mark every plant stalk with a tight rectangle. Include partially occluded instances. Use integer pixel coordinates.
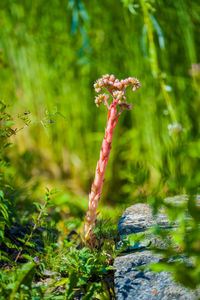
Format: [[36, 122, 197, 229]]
[[84, 103, 118, 241]]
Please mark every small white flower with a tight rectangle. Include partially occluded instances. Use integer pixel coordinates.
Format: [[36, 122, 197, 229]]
[[164, 85, 172, 92], [168, 122, 182, 136]]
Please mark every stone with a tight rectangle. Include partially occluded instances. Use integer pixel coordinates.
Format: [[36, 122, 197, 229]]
[[114, 251, 199, 300], [118, 203, 170, 236], [114, 200, 200, 300]]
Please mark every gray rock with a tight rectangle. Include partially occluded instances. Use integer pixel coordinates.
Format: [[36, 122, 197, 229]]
[[114, 251, 199, 300], [42, 269, 57, 277], [164, 194, 200, 207], [118, 203, 170, 236], [114, 200, 200, 300]]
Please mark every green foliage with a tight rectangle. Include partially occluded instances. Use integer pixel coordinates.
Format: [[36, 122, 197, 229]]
[[148, 196, 200, 289], [0, 107, 115, 298], [0, 191, 9, 238], [14, 187, 56, 263], [62, 246, 112, 299], [0, 262, 39, 300], [0, 0, 199, 297], [0, 0, 199, 202], [0, 102, 16, 261]]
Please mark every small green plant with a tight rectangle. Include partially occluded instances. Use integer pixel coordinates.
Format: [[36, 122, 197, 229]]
[[0, 261, 44, 300], [14, 187, 55, 263], [0, 101, 17, 262], [61, 246, 114, 299], [0, 190, 10, 256]]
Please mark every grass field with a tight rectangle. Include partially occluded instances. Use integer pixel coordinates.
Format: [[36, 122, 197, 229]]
[[0, 1, 200, 298]]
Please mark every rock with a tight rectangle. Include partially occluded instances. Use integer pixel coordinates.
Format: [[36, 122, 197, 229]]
[[164, 194, 200, 207], [118, 203, 170, 236], [42, 269, 57, 277], [114, 251, 199, 300], [114, 201, 200, 300]]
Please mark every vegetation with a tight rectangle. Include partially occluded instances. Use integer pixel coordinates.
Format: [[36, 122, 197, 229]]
[[84, 74, 141, 245], [0, 0, 200, 299]]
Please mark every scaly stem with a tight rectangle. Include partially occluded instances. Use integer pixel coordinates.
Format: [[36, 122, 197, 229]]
[[84, 103, 117, 241]]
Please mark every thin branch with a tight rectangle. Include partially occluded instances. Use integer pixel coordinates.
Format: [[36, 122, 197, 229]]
[[15, 206, 45, 263], [113, 108, 124, 128], [104, 99, 110, 109]]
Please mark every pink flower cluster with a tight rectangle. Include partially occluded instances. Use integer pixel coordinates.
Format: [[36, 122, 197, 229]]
[[84, 74, 141, 245], [94, 93, 109, 107], [93, 74, 141, 110], [94, 74, 141, 93]]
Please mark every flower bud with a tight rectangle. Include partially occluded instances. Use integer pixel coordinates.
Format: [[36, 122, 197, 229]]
[[110, 75, 115, 82], [94, 93, 110, 107], [113, 90, 126, 101], [102, 74, 110, 80], [116, 82, 123, 89]]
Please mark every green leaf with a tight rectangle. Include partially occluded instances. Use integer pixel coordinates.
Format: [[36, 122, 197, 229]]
[[149, 262, 175, 273], [54, 277, 68, 287], [0, 203, 9, 220], [9, 262, 36, 300], [82, 282, 101, 300], [4, 237, 19, 249], [5, 121, 15, 127], [39, 262, 45, 272], [0, 251, 14, 263], [20, 254, 34, 262], [0, 190, 4, 199], [3, 142, 12, 148], [33, 202, 42, 210], [71, 7, 79, 35], [78, 1, 89, 23], [65, 272, 79, 300], [17, 237, 26, 244], [150, 13, 165, 49]]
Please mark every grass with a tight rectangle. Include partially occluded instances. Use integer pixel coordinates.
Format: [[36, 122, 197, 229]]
[[0, 0, 200, 298]]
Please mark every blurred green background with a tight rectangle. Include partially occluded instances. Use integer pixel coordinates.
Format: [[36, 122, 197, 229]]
[[0, 0, 200, 217]]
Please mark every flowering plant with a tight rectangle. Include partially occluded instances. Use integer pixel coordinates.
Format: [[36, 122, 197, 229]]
[[84, 74, 141, 245]]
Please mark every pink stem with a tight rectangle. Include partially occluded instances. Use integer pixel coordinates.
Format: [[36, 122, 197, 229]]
[[113, 108, 124, 128], [104, 99, 110, 109], [84, 103, 118, 241]]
